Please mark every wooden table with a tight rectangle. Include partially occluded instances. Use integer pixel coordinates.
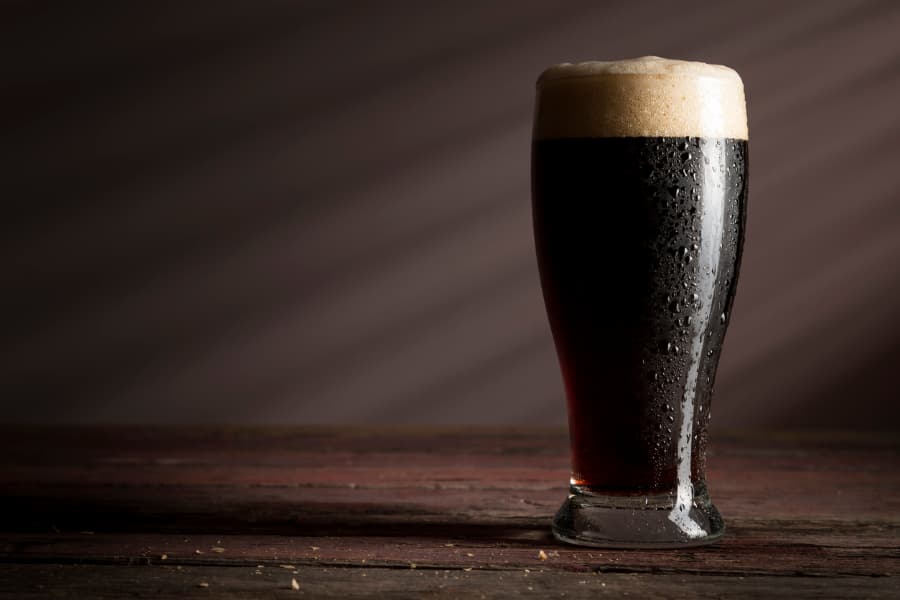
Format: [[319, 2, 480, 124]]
[[0, 427, 897, 598]]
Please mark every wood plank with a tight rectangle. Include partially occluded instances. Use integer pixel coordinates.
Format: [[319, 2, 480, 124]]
[[0, 563, 896, 599], [0, 427, 897, 592], [1, 521, 897, 577]]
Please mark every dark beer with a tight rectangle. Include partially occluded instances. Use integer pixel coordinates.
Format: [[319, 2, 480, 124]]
[[533, 57, 748, 546], [533, 136, 747, 492]]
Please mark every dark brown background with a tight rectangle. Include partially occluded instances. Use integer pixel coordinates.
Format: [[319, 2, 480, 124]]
[[4, 0, 899, 429]]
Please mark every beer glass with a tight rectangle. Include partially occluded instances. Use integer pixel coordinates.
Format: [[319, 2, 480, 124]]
[[531, 57, 748, 547]]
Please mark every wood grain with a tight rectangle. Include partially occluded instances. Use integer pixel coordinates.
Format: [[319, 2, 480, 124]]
[[0, 427, 897, 598]]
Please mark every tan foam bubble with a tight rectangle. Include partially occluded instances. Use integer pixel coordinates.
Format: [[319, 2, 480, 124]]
[[534, 56, 747, 140]]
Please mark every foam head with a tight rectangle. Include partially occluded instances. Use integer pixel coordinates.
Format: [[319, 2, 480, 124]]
[[534, 56, 748, 140]]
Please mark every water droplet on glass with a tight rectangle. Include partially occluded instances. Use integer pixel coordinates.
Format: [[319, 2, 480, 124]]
[[720, 312, 727, 324]]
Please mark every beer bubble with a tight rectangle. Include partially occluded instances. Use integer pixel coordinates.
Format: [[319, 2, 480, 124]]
[[535, 58, 747, 140], [720, 312, 727, 324]]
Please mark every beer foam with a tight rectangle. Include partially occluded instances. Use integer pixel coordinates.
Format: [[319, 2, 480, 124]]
[[535, 56, 748, 140]]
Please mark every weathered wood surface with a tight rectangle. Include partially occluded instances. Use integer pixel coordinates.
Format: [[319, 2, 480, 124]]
[[0, 427, 897, 598]]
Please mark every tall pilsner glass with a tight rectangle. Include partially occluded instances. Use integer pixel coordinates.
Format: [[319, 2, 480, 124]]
[[531, 57, 748, 547]]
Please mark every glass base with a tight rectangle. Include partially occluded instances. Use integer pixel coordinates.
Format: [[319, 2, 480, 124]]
[[552, 483, 725, 549]]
